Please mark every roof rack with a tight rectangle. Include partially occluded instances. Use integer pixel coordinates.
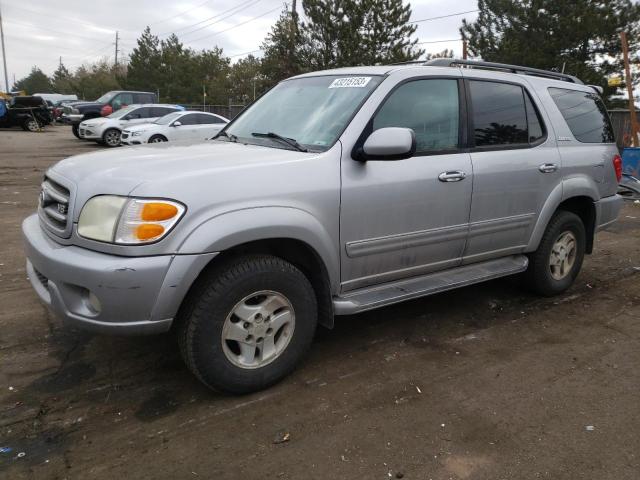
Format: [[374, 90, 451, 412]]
[[423, 58, 583, 84]]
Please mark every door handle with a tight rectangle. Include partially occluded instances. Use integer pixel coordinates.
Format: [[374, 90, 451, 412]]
[[539, 163, 558, 173], [438, 171, 466, 182]]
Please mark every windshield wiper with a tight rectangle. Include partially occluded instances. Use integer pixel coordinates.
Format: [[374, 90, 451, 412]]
[[215, 131, 237, 142], [251, 132, 308, 152]]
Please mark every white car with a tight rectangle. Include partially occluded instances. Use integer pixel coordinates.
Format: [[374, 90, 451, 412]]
[[121, 111, 229, 145], [78, 104, 184, 147]]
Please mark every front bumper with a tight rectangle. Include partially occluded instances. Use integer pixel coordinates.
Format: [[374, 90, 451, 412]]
[[79, 126, 100, 140], [22, 214, 217, 335], [595, 194, 624, 231], [61, 113, 83, 125]]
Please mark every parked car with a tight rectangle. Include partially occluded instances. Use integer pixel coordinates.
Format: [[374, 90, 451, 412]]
[[78, 104, 184, 147], [61, 90, 157, 138], [52, 99, 78, 122], [23, 60, 623, 394], [0, 96, 52, 131], [121, 111, 229, 145]]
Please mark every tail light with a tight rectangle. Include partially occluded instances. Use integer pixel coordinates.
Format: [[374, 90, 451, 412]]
[[613, 154, 623, 182], [100, 105, 113, 117]]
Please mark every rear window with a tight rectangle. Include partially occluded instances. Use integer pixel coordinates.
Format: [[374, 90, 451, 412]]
[[549, 88, 614, 143]]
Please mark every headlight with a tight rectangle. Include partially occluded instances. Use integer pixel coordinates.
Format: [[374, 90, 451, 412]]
[[78, 196, 185, 244], [72, 108, 80, 114], [131, 131, 145, 137]]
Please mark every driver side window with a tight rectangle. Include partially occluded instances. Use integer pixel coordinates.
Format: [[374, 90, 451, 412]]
[[373, 79, 460, 154], [111, 93, 134, 111]]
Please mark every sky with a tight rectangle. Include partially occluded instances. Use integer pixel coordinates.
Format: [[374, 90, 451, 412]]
[[0, 0, 479, 85]]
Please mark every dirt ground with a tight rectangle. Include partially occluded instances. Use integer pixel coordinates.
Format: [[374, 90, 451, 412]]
[[1, 125, 640, 479]]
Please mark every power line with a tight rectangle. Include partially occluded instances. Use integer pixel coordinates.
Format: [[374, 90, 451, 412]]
[[416, 38, 462, 45], [410, 9, 479, 24], [4, 18, 111, 43], [189, 5, 281, 44], [158, 0, 260, 38], [149, 0, 215, 26]]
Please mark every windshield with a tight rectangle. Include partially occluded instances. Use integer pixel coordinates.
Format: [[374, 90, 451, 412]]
[[155, 112, 183, 125], [223, 75, 383, 151], [96, 91, 117, 103], [107, 105, 136, 119]]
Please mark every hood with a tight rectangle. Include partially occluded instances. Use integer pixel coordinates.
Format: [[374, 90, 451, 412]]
[[73, 102, 103, 111], [81, 117, 108, 127], [49, 141, 319, 218]]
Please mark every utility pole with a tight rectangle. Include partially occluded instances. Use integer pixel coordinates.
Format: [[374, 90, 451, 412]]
[[0, 1, 10, 93], [621, 31, 639, 147], [288, 0, 297, 76], [114, 31, 119, 68]]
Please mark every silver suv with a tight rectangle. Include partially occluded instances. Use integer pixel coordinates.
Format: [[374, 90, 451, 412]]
[[23, 59, 623, 393]]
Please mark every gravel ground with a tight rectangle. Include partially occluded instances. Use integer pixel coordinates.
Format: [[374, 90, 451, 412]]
[[1, 125, 640, 479]]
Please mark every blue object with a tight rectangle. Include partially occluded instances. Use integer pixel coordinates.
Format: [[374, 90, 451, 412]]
[[0, 100, 6, 118], [0, 447, 12, 454], [622, 147, 640, 177]]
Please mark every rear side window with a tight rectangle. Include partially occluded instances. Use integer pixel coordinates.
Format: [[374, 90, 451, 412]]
[[179, 113, 199, 126], [151, 107, 176, 117], [549, 88, 614, 143], [196, 114, 217, 124], [469, 81, 528, 146], [373, 79, 460, 153], [135, 93, 155, 104]]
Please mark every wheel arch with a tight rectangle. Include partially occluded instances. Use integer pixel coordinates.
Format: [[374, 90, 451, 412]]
[[172, 207, 340, 328], [527, 192, 597, 254]]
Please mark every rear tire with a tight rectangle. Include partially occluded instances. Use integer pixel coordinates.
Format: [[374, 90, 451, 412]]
[[72, 124, 80, 138], [149, 135, 167, 143], [177, 255, 317, 394], [102, 128, 121, 147], [523, 211, 586, 296]]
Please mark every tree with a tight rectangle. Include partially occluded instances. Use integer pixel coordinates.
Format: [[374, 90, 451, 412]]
[[125, 27, 163, 94], [301, 0, 423, 69], [51, 62, 74, 94], [358, 0, 424, 65], [73, 60, 121, 100], [461, 0, 640, 103], [13, 67, 53, 93], [228, 55, 268, 103], [261, 6, 310, 85]]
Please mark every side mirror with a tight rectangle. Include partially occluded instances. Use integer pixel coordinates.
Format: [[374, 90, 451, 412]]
[[358, 127, 416, 161], [172, 121, 182, 127]]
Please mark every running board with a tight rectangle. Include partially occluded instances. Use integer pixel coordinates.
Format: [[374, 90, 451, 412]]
[[333, 255, 528, 315]]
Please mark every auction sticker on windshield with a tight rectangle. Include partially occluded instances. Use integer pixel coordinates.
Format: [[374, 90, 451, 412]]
[[328, 77, 372, 88]]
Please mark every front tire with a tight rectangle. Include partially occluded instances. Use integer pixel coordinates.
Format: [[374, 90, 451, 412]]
[[102, 128, 121, 147], [523, 211, 586, 296], [149, 134, 167, 143], [22, 118, 41, 132], [177, 255, 318, 394], [72, 124, 80, 138]]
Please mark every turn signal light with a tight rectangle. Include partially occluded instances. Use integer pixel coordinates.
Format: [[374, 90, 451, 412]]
[[141, 202, 179, 221]]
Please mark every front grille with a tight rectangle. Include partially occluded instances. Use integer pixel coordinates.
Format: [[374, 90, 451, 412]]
[[33, 268, 48, 288], [38, 176, 72, 236], [121, 133, 129, 139]]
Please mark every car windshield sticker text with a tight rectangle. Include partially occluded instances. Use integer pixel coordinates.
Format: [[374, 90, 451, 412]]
[[328, 77, 372, 89]]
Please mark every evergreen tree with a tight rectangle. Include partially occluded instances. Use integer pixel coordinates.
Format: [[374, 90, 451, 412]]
[[302, 0, 423, 69], [228, 55, 268, 103], [261, 6, 310, 85], [51, 62, 74, 94], [125, 27, 163, 93], [461, 0, 640, 103], [358, 0, 424, 65], [13, 67, 53, 93]]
